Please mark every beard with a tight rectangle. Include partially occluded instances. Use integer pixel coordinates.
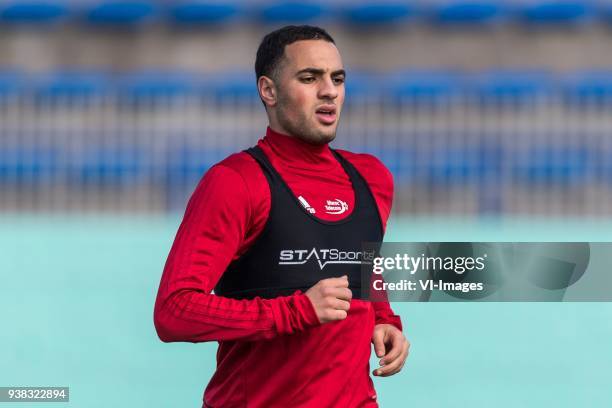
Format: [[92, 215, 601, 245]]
[[275, 93, 338, 146]]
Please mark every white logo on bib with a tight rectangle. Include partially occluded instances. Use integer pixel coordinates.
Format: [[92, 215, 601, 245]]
[[325, 198, 349, 215]]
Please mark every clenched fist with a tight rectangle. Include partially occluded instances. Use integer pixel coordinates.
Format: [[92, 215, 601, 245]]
[[305, 275, 352, 324]]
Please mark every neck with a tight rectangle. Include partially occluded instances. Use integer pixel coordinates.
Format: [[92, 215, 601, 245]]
[[261, 126, 336, 168]]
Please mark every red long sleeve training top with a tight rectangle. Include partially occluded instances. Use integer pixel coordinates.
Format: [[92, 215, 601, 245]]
[[154, 127, 403, 407]]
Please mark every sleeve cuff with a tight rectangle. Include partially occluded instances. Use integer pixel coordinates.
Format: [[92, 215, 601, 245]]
[[379, 314, 403, 333], [270, 291, 321, 336]]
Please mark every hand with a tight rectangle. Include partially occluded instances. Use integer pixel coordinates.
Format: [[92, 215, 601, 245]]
[[371, 324, 409, 377], [305, 275, 352, 324]]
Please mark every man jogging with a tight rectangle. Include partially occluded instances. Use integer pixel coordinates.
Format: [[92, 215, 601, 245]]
[[154, 25, 409, 407]]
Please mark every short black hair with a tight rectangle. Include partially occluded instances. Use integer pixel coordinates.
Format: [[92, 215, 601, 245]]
[[255, 25, 335, 83]]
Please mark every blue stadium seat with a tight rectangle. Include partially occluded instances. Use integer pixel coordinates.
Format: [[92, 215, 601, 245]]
[[513, 146, 592, 185], [518, 0, 595, 25], [0, 146, 59, 184], [84, 1, 158, 26], [470, 69, 554, 105], [0, 70, 25, 101], [594, 145, 612, 184], [355, 144, 415, 183], [164, 144, 235, 209], [168, 1, 242, 25], [341, 1, 414, 26], [334, 138, 417, 183], [35, 71, 111, 101], [389, 70, 462, 105], [0, 0, 70, 24], [0, 73, 54, 184], [203, 71, 260, 103], [165, 143, 234, 209], [422, 144, 501, 185], [343, 71, 382, 106], [71, 146, 146, 186], [562, 70, 612, 105], [258, 1, 327, 24], [166, 144, 218, 182], [119, 71, 200, 102], [429, 0, 506, 25]]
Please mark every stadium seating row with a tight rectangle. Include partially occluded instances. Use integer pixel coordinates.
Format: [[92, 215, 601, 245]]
[[0, 1, 610, 27], [1, 69, 612, 103], [0, 144, 605, 187]]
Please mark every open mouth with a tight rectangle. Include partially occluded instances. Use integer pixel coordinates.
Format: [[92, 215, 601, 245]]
[[315, 105, 337, 124]]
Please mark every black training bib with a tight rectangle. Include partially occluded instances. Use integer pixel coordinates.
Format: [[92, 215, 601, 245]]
[[214, 146, 383, 300]]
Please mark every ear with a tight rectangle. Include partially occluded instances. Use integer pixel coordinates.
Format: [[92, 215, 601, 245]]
[[258, 76, 277, 108]]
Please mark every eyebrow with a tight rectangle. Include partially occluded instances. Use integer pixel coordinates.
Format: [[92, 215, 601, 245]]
[[295, 68, 346, 77]]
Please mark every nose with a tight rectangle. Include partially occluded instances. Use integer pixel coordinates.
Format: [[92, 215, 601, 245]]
[[318, 76, 338, 100]]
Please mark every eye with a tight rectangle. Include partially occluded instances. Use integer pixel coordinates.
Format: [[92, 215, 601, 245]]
[[333, 77, 345, 85], [301, 77, 315, 83]]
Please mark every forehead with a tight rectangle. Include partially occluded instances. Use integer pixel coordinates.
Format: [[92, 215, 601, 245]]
[[282, 40, 343, 72]]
